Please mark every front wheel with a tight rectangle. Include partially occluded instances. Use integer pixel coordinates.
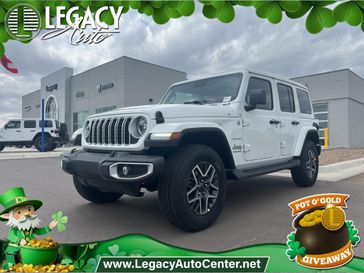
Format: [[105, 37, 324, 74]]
[[291, 140, 319, 187], [25, 144, 33, 148], [158, 145, 226, 232], [73, 176, 123, 204], [0, 144, 4, 152]]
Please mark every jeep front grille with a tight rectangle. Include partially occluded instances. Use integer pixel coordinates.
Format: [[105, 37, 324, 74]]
[[86, 117, 139, 145]]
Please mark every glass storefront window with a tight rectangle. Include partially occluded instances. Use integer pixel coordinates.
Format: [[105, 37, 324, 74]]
[[73, 111, 89, 132]]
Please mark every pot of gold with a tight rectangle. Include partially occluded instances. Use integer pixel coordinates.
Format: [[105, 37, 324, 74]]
[[294, 207, 349, 254], [19, 237, 59, 265]]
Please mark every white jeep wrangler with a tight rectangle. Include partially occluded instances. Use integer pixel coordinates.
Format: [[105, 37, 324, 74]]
[[61, 70, 321, 231], [0, 119, 69, 152]]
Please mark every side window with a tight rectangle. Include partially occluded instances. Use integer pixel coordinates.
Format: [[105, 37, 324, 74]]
[[39, 120, 53, 128], [297, 89, 312, 114], [6, 120, 21, 129], [246, 77, 273, 110], [24, 120, 36, 128], [277, 83, 295, 113]]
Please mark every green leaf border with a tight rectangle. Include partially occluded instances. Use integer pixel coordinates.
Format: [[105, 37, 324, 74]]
[[0, 0, 363, 59]]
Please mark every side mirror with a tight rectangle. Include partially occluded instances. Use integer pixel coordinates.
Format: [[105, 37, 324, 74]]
[[245, 89, 266, 111], [4, 124, 8, 129]]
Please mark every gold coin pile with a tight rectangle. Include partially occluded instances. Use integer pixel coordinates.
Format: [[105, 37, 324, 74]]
[[26, 237, 58, 248], [299, 209, 323, 227], [1, 264, 74, 272]]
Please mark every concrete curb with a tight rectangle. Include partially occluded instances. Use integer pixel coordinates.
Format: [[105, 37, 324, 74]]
[[0, 148, 72, 160], [270, 157, 364, 181]]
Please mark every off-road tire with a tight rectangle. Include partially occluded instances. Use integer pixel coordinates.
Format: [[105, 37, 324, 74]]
[[291, 140, 319, 187], [0, 144, 4, 152], [48, 142, 58, 151], [34, 135, 53, 152], [158, 144, 226, 232], [73, 176, 123, 204]]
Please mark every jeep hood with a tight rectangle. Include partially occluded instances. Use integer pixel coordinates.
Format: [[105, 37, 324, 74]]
[[90, 104, 233, 119]]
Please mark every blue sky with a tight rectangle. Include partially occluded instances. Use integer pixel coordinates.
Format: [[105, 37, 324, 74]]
[[0, 6, 363, 126]]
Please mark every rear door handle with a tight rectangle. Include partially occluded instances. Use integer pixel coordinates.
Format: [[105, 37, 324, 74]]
[[292, 121, 300, 125], [16, 130, 21, 132], [270, 119, 280, 125]]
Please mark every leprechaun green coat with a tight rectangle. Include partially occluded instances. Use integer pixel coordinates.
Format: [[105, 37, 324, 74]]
[[6, 226, 51, 254]]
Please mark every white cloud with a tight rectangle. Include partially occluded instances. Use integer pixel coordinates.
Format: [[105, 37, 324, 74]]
[[0, 6, 364, 126]]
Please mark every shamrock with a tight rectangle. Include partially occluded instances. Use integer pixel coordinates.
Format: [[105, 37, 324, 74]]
[[52, 211, 69, 232], [346, 220, 360, 246], [286, 232, 306, 260]]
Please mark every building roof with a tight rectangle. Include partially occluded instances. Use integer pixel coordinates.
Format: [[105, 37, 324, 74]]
[[291, 68, 364, 83], [73, 56, 187, 78]]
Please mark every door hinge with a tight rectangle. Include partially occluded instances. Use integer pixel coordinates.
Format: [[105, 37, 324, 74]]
[[243, 144, 251, 152], [242, 119, 250, 127]]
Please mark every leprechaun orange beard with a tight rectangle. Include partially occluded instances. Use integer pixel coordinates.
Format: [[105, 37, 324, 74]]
[[6, 211, 41, 231]]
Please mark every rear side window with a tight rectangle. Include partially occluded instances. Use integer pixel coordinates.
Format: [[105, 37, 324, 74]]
[[39, 120, 53, 128], [277, 83, 295, 113], [297, 89, 312, 114], [24, 120, 36, 128], [246, 77, 273, 110]]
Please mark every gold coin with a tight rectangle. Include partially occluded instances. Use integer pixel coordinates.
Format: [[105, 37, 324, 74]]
[[322, 206, 346, 231]]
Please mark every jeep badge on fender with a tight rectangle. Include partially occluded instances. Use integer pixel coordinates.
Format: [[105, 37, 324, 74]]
[[61, 69, 321, 232]]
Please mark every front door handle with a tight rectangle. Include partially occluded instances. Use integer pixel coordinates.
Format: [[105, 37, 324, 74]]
[[270, 119, 280, 125], [16, 130, 21, 132], [292, 121, 300, 125]]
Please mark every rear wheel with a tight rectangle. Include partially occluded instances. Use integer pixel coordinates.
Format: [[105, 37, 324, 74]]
[[25, 144, 33, 148], [0, 144, 4, 152], [291, 140, 319, 187], [48, 143, 58, 151], [73, 176, 123, 204], [16, 145, 24, 148], [34, 135, 53, 152], [158, 145, 226, 232]]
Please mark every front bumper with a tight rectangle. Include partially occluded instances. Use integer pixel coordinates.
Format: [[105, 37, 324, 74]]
[[61, 149, 165, 196]]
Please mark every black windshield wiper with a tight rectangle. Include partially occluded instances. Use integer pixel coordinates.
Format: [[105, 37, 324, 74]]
[[184, 100, 207, 105]]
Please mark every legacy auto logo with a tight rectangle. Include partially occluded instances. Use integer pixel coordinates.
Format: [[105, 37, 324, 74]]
[[5, 4, 123, 45], [5, 4, 41, 42]]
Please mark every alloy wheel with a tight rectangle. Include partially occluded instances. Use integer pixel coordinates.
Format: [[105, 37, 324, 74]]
[[186, 162, 219, 215], [306, 149, 318, 179]]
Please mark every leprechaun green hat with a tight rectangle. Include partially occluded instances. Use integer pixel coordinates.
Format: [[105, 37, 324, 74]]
[[0, 187, 42, 221]]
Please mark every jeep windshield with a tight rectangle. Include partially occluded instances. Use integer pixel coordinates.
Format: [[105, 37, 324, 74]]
[[161, 73, 243, 105]]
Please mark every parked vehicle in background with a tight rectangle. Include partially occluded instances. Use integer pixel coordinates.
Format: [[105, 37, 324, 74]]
[[61, 69, 321, 231], [71, 128, 83, 146], [0, 119, 69, 152]]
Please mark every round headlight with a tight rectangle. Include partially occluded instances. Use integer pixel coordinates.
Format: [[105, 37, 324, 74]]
[[83, 121, 90, 139], [129, 116, 148, 138], [137, 117, 148, 135]]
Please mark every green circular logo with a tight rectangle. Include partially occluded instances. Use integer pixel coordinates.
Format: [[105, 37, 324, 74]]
[[5, 3, 41, 42]]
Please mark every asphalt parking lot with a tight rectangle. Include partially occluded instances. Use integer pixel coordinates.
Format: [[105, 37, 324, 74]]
[[0, 157, 363, 256]]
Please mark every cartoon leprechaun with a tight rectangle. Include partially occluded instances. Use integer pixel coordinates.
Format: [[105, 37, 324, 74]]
[[0, 187, 58, 265]]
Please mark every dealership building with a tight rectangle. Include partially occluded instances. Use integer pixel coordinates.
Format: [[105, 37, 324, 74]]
[[22, 56, 187, 137], [22, 57, 364, 148], [292, 69, 364, 149]]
